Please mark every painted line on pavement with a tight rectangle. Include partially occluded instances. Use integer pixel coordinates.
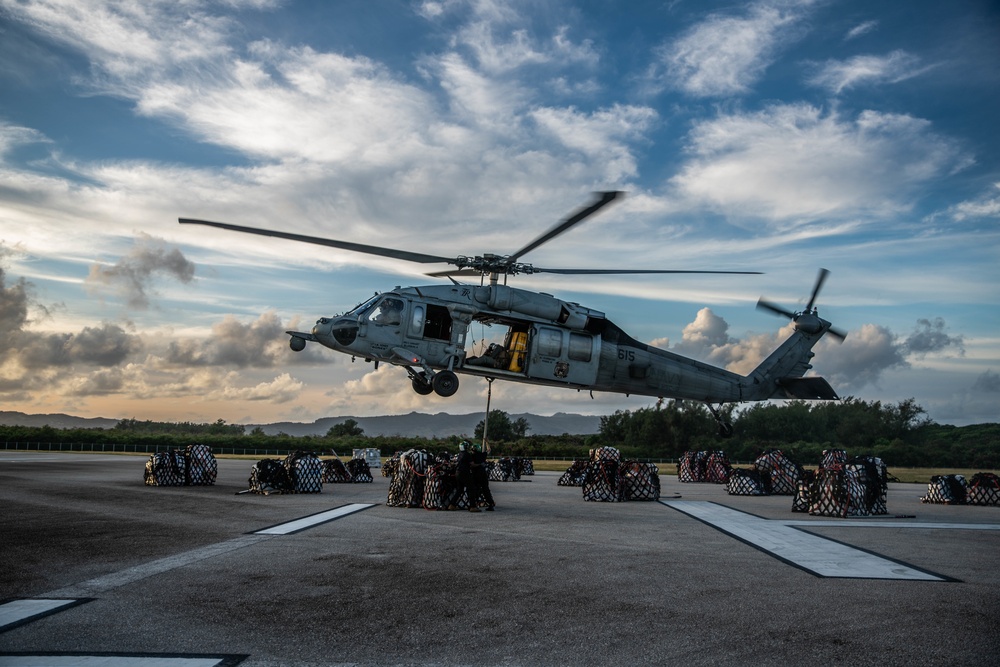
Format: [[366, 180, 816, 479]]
[[0, 599, 91, 633], [662, 500, 952, 581], [253, 503, 376, 535], [0, 652, 247, 666]]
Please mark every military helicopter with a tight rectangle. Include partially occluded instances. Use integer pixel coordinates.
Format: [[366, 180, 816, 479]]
[[180, 191, 844, 436]]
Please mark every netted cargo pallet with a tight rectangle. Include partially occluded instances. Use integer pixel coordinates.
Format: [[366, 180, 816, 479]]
[[621, 461, 660, 501], [285, 451, 323, 493], [558, 459, 588, 487], [184, 444, 217, 486], [845, 456, 888, 516], [967, 472, 1000, 506], [705, 451, 732, 484], [727, 468, 770, 496], [381, 456, 398, 478], [517, 458, 535, 476], [808, 468, 849, 517], [387, 449, 430, 508], [677, 450, 707, 482], [347, 458, 374, 483], [791, 470, 816, 512], [248, 458, 293, 495], [921, 474, 968, 505], [582, 460, 625, 502], [423, 461, 462, 510], [144, 450, 187, 486], [753, 449, 803, 495], [322, 459, 352, 483], [489, 457, 521, 482]]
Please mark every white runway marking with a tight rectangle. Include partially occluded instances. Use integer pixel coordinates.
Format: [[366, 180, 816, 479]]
[[0, 654, 244, 666], [253, 503, 375, 535], [0, 599, 88, 632], [662, 500, 950, 581]]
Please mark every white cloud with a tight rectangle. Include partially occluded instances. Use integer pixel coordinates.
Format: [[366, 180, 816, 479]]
[[652, 0, 812, 97], [844, 20, 878, 41], [947, 182, 1000, 221], [808, 50, 930, 94], [670, 104, 969, 224]]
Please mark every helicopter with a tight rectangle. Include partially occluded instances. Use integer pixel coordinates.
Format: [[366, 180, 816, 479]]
[[180, 191, 845, 437]]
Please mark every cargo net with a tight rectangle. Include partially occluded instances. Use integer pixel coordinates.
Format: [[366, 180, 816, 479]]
[[791, 470, 816, 512], [921, 474, 968, 505], [518, 458, 535, 476], [677, 450, 707, 483], [347, 458, 374, 483], [247, 459, 292, 495], [246, 451, 323, 495], [752, 449, 803, 495], [144, 450, 187, 486], [322, 459, 352, 483], [489, 457, 521, 482], [144, 445, 217, 486], [581, 448, 660, 502], [727, 468, 770, 496], [802, 458, 889, 517], [558, 459, 589, 486], [423, 459, 471, 510], [820, 449, 848, 471], [967, 472, 1000, 506], [386, 449, 430, 508]]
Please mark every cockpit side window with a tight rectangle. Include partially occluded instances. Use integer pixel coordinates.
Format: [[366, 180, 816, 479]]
[[370, 297, 404, 326], [348, 294, 381, 317]]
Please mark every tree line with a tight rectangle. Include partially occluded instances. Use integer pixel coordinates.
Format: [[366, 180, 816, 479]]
[[1, 398, 997, 469]]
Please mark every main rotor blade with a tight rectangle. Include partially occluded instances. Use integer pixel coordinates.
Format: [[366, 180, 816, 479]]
[[178, 218, 455, 265], [756, 298, 796, 319], [507, 191, 622, 263], [806, 268, 830, 312], [532, 268, 763, 275]]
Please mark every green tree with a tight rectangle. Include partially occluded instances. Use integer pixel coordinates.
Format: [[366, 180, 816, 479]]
[[327, 419, 365, 437]]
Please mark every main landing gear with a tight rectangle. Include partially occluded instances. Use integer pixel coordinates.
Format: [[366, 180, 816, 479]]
[[408, 369, 459, 397], [705, 403, 734, 438]]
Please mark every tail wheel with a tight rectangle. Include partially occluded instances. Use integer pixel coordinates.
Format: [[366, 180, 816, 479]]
[[411, 378, 433, 395], [431, 370, 459, 397]]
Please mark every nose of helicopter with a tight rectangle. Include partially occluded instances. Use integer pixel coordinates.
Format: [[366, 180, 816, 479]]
[[314, 316, 359, 347]]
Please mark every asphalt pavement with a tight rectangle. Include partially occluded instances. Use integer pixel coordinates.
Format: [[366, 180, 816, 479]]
[[1, 451, 998, 666]]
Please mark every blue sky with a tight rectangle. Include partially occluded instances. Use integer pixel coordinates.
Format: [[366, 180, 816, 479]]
[[0, 0, 997, 427]]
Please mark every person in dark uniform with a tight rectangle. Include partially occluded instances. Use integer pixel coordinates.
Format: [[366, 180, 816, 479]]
[[471, 441, 495, 511], [447, 441, 480, 512]]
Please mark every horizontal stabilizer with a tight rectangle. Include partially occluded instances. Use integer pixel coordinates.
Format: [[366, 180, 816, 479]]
[[774, 377, 839, 400]]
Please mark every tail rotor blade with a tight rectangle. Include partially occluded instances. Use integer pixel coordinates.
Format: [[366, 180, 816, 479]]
[[756, 298, 796, 319], [806, 268, 830, 312]]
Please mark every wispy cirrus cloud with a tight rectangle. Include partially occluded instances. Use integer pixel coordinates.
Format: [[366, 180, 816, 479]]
[[648, 0, 814, 97], [808, 50, 932, 94]]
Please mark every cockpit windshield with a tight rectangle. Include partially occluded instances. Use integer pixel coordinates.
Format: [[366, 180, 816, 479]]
[[347, 294, 381, 317]]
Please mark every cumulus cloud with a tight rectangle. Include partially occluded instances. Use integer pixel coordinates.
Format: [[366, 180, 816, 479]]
[[972, 370, 1000, 393], [671, 104, 969, 223], [651, 0, 811, 97], [808, 50, 929, 94], [86, 234, 195, 308], [659, 309, 965, 394], [903, 317, 964, 357]]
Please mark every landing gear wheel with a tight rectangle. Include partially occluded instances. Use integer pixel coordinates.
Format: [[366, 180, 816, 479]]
[[411, 377, 433, 395], [718, 421, 734, 438], [431, 370, 459, 397]]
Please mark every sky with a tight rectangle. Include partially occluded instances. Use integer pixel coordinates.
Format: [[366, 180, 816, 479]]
[[0, 0, 998, 428]]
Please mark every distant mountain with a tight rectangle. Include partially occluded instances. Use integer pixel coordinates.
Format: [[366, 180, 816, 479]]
[[249, 411, 601, 437], [0, 410, 601, 437], [0, 411, 119, 430]]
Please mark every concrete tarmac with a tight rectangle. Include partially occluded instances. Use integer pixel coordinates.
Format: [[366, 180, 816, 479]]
[[1, 451, 998, 666]]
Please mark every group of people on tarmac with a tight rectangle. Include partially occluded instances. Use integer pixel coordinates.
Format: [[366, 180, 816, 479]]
[[446, 439, 495, 512]]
